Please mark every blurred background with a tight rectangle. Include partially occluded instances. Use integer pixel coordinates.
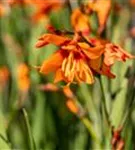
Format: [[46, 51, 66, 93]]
[[0, 0, 135, 149]]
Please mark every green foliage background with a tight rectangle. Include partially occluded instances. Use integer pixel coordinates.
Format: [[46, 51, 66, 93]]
[[0, 1, 135, 150]]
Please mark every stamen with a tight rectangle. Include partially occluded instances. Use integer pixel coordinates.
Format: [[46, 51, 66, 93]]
[[70, 60, 76, 73], [65, 52, 73, 77], [62, 58, 67, 72]]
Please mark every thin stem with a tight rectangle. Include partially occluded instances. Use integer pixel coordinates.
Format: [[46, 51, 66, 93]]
[[22, 108, 36, 150], [81, 117, 101, 146], [64, 87, 101, 146], [121, 84, 135, 128], [99, 77, 111, 127], [0, 134, 11, 148]]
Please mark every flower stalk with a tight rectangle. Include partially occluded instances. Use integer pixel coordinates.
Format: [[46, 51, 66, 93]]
[[81, 117, 101, 146], [22, 108, 36, 150], [99, 76, 111, 127]]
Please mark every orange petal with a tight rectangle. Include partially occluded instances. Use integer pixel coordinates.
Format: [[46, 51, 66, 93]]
[[17, 63, 30, 91], [36, 33, 70, 48], [32, 11, 48, 23], [101, 64, 115, 78], [94, 0, 111, 34], [71, 8, 90, 35], [89, 57, 102, 70], [54, 69, 66, 83], [78, 42, 104, 59], [90, 58, 115, 78], [104, 44, 135, 66], [63, 86, 74, 98], [99, 63, 115, 78], [40, 51, 63, 74], [66, 99, 79, 115]]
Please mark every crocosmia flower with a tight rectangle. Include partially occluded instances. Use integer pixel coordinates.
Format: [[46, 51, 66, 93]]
[[36, 32, 105, 84], [36, 29, 134, 85], [84, 0, 111, 34], [31, 0, 63, 22], [71, 8, 90, 35], [89, 38, 135, 78]]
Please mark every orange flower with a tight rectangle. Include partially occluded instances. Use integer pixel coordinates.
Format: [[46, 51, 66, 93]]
[[36, 32, 105, 84], [71, 8, 90, 35], [8, 0, 63, 22], [0, 3, 4, 17], [84, 0, 111, 34], [17, 63, 30, 92], [31, 0, 63, 22], [130, 0, 135, 7], [8, 0, 32, 6], [0, 1, 10, 17], [89, 38, 135, 78], [104, 44, 134, 66], [36, 29, 134, 84]]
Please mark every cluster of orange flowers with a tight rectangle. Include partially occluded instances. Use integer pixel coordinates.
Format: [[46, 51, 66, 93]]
[[0, 0, 63, 22], [0, 0, 134, 86], [36, 29, 134, 85], [34, 0, 134, 85]]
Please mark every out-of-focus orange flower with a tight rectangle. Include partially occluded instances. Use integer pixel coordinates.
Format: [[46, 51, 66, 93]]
[[17, 63, 30, 92], [31, 0, 63, 22], [71, 8, 90, 35], [66, 99, 79, 115], [8, 0, 63, 22], [8, 0, 32, 6], [36, 29, 134, 85], [0, 1, 10, 17], [130, 0, 135, 7], [0, 3, 5, 17], [65, 87, 85, 117], [36, 32, 106, 84], [84, 0, 111, 34], [0, 66, 9, 88]]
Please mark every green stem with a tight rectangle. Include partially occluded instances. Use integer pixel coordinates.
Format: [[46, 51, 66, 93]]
[[121, 85, 135, 128], [0, 134, 11, 148], [99, 77, 111, 127], [81, 117, 101, 146], [22, 108, 36, 150]]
